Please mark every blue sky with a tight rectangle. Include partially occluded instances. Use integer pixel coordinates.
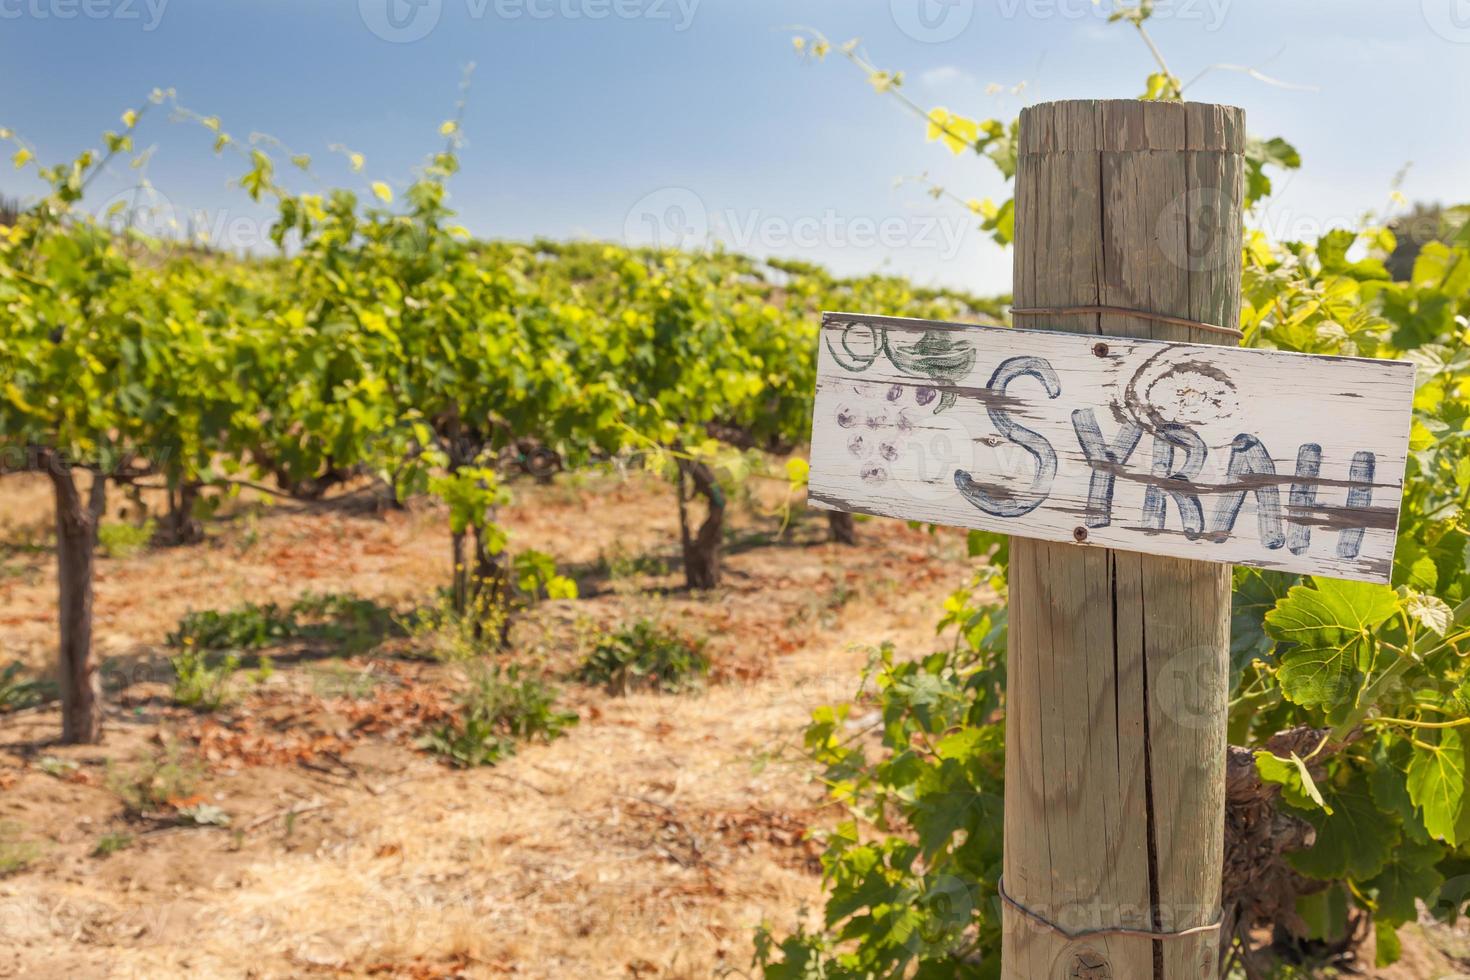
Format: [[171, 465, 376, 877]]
[[2, 0, 1467, 294]]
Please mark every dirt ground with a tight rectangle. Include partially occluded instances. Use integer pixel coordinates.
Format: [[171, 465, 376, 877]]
[[0, 470, 961, 979], [1, 471, 1467, 979]]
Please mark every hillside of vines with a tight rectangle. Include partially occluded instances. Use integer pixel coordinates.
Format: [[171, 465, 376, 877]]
[[0, 93, 1017, 976], [0, 88, 1004, 741]]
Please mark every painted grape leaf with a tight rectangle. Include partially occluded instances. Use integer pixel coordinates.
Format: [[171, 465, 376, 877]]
[[1265, 579, 1400, 708], [1407, 726, 1469, 846], [883, 330, 976, 414], [1288, 774, 1396, 881]]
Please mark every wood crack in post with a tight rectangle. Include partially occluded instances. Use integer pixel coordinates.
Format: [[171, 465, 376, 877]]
[[1001, 99, 1238, 980], [1041, 543, 1057, 880], [1139, 594, 1164, 979], [1094, 100, 1106, 338]]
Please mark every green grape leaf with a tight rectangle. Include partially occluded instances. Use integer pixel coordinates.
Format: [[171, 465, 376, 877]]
[[1242, 136, 1302, 208], [785, 456, 809, 491], [910, 760, 1000, 860], [825, 847, 904, 925], [1407, 553, 1440, 591], [1288, 774, 1396, 881], [1374, 918, 1403, 966], [1295, 885, 1348, 941], [1367, 849, 1444, 924], [1369, 739, 1432, 842], [1139, 71, 1180, 101], [1407, 727, 1469, 846], [1252, 135, 1302, 170], [545, 575, 578, 600], [1108, 1, 1155, 25], [1404, 591, 1453, 636], [1230, 568, 1296, 684], [1255, 751, 1329, 812], [1317, 229, 1390, 281], [1265, 579, 1400, 708]]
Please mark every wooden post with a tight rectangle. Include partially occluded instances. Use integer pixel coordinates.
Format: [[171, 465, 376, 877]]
[[1000, 100, 1243, 978]]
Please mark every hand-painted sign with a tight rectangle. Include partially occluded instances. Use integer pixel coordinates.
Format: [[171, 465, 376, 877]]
[[808, 312, 1416, 582]]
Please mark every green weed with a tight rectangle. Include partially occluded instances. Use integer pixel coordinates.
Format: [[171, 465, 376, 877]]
[[169, 645, 241, 710], [0, 661, 53, 713], [0, 821, 39, 876], [36, 756, 79, 779], [169, 602, 295, 651], [98, 519, 156, 559], [403, 590, 509, 663], [168, 592, 398, 655], [419, 663, 577, 767], [291, 591, 398, 652], [511, 549, 578, 601], [106, 742, 201, 816], [309, 661, 382, 700], [576, 619, 709, 695], [92, 832, 134, 857], [786, 578, 859, 631], [594, 542, 670, 589]]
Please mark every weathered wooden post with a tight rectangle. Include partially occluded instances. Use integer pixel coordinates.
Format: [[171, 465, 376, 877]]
[[805, 99, 1415, 980], [1000, 99, 1241, 980]]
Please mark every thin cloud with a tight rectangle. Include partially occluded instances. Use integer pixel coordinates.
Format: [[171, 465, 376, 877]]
[[920, 66, 976, 88]]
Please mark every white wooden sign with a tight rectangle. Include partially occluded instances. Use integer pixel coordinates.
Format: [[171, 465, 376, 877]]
[[808, 312, 1416, 583]]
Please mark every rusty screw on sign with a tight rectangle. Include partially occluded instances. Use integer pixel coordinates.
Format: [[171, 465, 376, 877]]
[[1073, 526, 1089, 543], [1091, 341, 1109, 358]]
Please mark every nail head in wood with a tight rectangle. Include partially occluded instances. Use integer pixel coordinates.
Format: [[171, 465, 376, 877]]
[[1072, 526, 1088, 543], [1091, 341, 1109, 358]]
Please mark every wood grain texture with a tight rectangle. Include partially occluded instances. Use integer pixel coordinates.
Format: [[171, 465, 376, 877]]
[[807, 313, 1414, 583], [1010, 98, 1236, 980], [940, 99, 1257, 980]]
